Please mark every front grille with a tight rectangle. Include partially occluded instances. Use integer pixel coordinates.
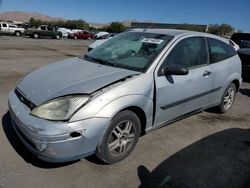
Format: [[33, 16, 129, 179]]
[[14, 88, 36, 109]]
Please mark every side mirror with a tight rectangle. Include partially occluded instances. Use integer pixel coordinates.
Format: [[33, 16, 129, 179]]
[[164, 64, 189, 76]]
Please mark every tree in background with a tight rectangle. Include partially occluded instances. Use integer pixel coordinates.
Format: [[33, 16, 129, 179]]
[[65, 19, 89, 29], [208, 23, 235, 38], [29, 17, 89, 30], [105, 22, 126, 33], [29, 17, 43, 26], [28, 17, 238, 37]]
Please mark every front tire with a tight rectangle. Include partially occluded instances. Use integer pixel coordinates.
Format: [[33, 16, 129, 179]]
[[218, 83, 236, 113], [96, 110, 141, 164], [55, 34, 61, 40]]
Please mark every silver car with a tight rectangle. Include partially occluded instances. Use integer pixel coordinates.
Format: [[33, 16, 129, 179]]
[[8, 29, 242, 164]]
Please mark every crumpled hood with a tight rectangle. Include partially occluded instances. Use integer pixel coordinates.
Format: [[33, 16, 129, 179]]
[[17, 57, 139, 105]]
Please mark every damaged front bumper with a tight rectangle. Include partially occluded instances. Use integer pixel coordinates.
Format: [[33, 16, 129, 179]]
[[8, 90, 110, 163]]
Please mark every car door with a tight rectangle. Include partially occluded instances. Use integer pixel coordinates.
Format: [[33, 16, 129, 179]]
[[47, 27, 55, 37], [76, 32, 83, 39], [206, 37, 239, 104], [153, 36, 213, 127], [82, 31, 89, 39], [40, 26, 47, 37]]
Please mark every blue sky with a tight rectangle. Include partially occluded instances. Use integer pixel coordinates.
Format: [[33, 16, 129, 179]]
[[0, 0, 250, 32]]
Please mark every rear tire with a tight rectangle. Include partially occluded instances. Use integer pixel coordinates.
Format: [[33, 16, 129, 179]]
[[33, 33, 39, 39], [15, 31, 21, 37], [216, 83, 236, 113], [96, 110, 141, 164]]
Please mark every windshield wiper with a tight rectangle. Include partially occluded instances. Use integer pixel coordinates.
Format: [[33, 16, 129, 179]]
[[83, 54, 115, 67]]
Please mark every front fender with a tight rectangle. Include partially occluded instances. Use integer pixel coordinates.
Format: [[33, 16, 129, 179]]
[[97, 95, 153, 131], [71, 95, 153, 130]]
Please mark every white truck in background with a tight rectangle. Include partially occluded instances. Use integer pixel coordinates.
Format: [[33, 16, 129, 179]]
[[0, 22, 25, 36]]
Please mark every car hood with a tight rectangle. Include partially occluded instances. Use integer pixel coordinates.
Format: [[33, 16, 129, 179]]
[[88, 39, 109, 49], [17, 57, 139, 106]]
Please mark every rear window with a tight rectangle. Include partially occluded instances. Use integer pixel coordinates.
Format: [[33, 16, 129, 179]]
[[208, 38, 236, 63]]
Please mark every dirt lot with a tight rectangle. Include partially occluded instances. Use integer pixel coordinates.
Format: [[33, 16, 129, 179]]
[[0, 36, 250, 188]]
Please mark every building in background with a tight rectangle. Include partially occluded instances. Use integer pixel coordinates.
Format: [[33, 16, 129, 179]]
[[131, 22, 208, 32]]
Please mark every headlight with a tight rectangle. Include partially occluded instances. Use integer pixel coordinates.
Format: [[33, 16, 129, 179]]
[[30, 96, 89, 121]]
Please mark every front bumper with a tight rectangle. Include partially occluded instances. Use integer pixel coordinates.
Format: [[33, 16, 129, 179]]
[[8, 91, 110, 163]]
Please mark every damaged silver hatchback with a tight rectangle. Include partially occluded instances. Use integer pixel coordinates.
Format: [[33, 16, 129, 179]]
[[9, 29, 242, 164]]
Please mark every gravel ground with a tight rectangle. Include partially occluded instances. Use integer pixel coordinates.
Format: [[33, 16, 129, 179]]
[[0, 36, 250, 188]]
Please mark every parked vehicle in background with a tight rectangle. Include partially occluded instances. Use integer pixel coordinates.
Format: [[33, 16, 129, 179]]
[[71, 29, 83, 33], [9, 29, 242, 164], [68, 31, 93, 39], [94, 31, 109, 39], [238, 48, 250, 80], [57, 27, 73, 38], [0, 22, 25, 36], [88, 34, 115, 51], [231, 33, 250, 80], [231, 33, 250, 47], [25, 25, 62, 39]]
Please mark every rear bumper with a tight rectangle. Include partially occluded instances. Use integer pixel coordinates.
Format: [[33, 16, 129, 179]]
[[8, 90, 110, 163]]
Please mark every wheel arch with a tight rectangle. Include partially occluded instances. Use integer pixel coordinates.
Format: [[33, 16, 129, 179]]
[[92, 95, 153, 135], [232, 79, 240, 92], [119, 106, 147, 136], [222, 73, 242, 95], [14, 30, 21, 34]]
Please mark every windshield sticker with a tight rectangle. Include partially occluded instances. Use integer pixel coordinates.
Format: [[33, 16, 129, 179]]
[[141, 38, 164, 44]]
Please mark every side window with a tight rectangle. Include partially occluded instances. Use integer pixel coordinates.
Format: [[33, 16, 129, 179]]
[[47, 27, 53, 31], [240, 40, 250, 48], [161, 37, 208, 70], [2, 23, 7, 27], [40, 26, 46, 31], [208, 38, 236, 63]]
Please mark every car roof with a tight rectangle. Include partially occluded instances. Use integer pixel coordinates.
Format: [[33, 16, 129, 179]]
[[129, 28, 229, 43]]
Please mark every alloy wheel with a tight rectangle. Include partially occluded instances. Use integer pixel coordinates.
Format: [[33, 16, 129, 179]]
[[108, 120, 136, 157], [223, 87, 235, 110]]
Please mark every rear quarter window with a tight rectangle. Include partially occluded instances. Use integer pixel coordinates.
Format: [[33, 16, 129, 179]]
[[208, 38, 237, 63]]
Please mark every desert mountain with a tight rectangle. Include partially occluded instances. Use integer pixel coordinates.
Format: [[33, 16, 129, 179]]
[[0, 11, 135, 27], [0, 11, 64, 22]]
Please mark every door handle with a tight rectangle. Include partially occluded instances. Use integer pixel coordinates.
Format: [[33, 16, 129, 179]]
[[203, 71, 212, 77]]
